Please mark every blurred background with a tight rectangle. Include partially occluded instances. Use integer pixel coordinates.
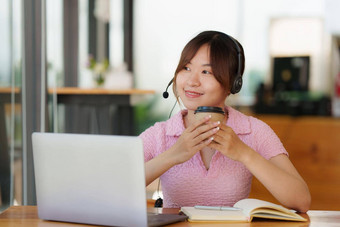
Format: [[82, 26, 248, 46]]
[[1, 0, 339, 212]]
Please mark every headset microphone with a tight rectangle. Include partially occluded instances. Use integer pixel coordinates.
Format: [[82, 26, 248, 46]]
[[162, 78, 174, 99]]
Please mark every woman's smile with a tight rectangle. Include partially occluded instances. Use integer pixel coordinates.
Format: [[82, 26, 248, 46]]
[[185, 90, 203, 98]]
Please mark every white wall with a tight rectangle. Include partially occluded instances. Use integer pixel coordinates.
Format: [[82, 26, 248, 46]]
[[241, 0, 324, 72], [47, 0, 63, 87], [269, 17, 332, 94], [325, 0, 340, 35], [0, 0, 11, 85]]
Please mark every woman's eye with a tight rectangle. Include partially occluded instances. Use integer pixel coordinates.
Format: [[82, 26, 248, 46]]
[[183, 66, 190, 71], [202, 70, 212, 75]]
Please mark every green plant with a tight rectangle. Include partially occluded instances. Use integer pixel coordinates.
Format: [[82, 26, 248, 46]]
[[86, 55, 109, 86], [134, 97, 168, 135]]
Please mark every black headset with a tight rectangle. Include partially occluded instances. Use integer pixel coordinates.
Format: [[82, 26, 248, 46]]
[[163, 34, 243, 98], [162, 78, 174, 99]]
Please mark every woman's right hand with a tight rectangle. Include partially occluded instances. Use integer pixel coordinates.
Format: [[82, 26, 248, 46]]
[[169, 115, 220, 165], [145, 115, 219, 186]]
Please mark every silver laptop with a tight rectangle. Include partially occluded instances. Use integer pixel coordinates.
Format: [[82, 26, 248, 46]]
[[32, 133, 187, 227]]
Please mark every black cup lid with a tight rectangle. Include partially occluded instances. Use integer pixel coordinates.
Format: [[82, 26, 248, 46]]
[[194, 106, 225, 114]]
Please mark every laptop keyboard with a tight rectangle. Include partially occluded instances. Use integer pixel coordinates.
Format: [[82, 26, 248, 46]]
[[147, 213, 187, 226]]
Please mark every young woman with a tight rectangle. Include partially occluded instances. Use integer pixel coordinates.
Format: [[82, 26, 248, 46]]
[[140, 31, 311, 212]]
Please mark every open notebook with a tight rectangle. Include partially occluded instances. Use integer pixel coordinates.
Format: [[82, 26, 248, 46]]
[[32, 133, 187, 227], [181, 198, 307, 222]]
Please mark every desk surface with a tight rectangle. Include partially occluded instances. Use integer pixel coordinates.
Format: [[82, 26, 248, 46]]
[[0, 87, 20, 93], [48, 87, 155, 95], [1, 206, 339, 227], [0, 87, 155, 95]]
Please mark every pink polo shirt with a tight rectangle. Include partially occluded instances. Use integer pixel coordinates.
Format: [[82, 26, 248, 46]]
[[139, 106, 288, 208]]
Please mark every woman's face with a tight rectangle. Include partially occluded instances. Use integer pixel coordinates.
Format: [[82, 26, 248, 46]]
[[175, 44, 227, 111]]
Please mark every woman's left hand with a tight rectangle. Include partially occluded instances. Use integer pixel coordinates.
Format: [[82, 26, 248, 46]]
[[208, 124, 252, 162]]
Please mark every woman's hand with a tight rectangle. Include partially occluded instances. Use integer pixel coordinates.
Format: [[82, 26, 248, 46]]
[[170, 115, 220, 165], [208, 124, 252, 162], [145, 115, 219, 185], [209, 124, 311, 212]]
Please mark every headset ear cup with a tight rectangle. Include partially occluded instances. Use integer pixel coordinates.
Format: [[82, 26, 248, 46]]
[[231, 75, 243, 94]]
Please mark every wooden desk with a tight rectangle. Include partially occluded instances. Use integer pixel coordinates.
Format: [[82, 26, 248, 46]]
[[2, 206, 340, 226], [48, 87, 155, 135], [0, 87, 154, 208], [0, 86, 155, 135], [48, 87, 155, 95]]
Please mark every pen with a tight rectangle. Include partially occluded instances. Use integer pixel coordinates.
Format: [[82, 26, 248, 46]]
[[194, 205, 242, 211]]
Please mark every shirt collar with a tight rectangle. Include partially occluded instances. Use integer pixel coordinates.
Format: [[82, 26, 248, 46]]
[[165, 110, 187, 137], [165, 106, 251, 137], [225, 106, 251, 135]]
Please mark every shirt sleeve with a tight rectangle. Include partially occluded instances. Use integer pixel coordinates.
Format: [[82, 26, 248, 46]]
[[139, 124, 159, 162], [250, 117, 288, 160]]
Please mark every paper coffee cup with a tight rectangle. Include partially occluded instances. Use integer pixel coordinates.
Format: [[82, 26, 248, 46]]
[[194, 106, 225, 123]]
